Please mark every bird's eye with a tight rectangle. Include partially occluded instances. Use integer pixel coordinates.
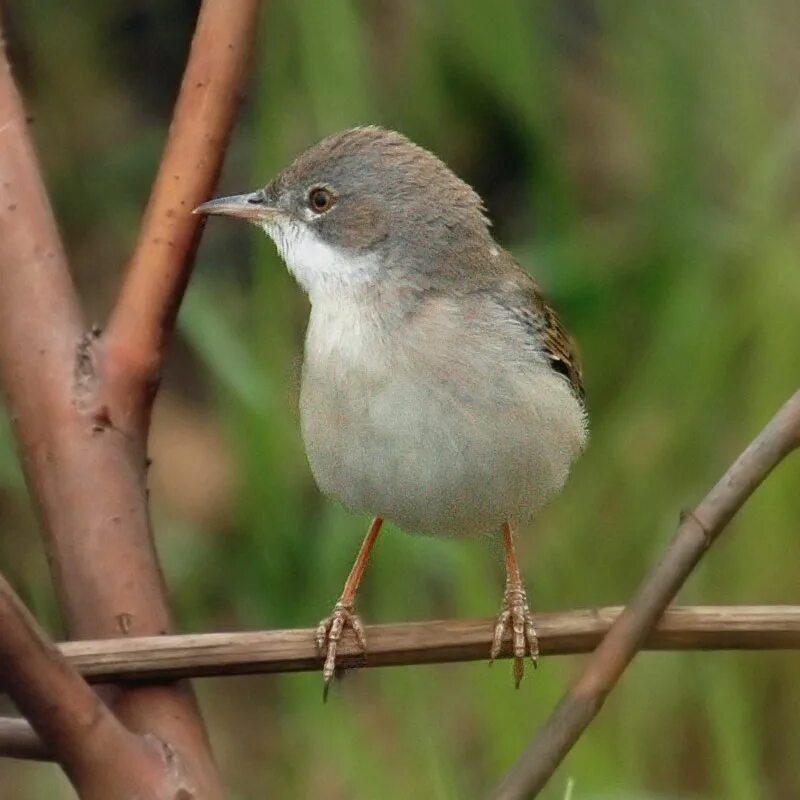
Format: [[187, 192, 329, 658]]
[[308, 187, 334, 214]]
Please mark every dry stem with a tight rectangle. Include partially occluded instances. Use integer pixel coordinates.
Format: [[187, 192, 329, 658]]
[[2, 604, 799, 761]]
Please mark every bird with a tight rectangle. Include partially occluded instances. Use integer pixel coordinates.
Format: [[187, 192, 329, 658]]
[[195, 127, 588, 693]]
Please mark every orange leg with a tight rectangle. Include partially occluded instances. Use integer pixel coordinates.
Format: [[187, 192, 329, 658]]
[[490, 522, 539, 688], [316, 517, 383, 695]]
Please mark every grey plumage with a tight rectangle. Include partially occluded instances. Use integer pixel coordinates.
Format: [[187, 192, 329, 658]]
[[196, 127, 589, 687], [250, 127, 588, 535]]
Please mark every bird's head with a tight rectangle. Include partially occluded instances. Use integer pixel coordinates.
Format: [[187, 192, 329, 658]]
[[195, 127, 490, 298]]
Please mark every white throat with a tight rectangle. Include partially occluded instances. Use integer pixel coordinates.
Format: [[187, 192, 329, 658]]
[[262, 217, 388, 369], [262, 218, 380, 304]]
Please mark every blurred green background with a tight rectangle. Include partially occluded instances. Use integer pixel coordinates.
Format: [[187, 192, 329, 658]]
[[1, 1, 800, 798]]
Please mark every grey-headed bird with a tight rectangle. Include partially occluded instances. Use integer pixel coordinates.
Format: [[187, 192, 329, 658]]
[[196, 127, 588, 693]]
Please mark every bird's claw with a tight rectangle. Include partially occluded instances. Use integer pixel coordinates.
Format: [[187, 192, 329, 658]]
[[489, 586, 539, 688], [315, 602, 366, 699]]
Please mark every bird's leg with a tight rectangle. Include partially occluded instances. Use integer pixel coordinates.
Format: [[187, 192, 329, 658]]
[[316, 516, 383, 696], [490, 521, 539, 688]]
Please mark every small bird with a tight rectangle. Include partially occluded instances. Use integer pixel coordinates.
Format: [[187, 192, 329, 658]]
[[196, 127, 588, 692]]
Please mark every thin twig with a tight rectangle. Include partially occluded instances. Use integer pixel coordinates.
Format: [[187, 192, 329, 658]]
[[102, 0, 261, 436], [39, 604, 800, 680], [493, 390, 800, 800], [2, 604, 800, 761], [0, 719, 50, 762]]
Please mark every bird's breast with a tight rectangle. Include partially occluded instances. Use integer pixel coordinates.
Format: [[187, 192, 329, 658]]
[[297, 294, 586, 536], [303, 294, 390, 373]]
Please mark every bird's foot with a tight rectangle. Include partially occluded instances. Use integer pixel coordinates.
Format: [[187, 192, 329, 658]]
[[315, 602, 367, 699], [490, 585, 539, 688]]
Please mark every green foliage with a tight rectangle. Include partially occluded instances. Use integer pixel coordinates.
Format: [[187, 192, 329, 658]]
[[3, 2, 800, 797]]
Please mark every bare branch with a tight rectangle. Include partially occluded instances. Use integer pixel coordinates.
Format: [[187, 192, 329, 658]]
[[43, 604, 800, 680], [0, 1, 260, 795], [0, 719, 49, 762], [493, 390, 800, 800], [0, 35, 177, 795], [0, 574, 201, 798], [103, 0, 261, 436], [2, 604, 799, 761], [0, 24, 85, 443]]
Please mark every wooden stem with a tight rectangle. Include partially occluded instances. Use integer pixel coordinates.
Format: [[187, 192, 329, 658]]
[[102, 0, 262, 438], [0, 1, 261, 795], [0, 573, 196, 797], [2, 604, 800, 761]]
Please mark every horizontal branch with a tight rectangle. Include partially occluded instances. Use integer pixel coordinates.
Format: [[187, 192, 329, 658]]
[[0, 718, 50, 761], [26, 605, 800, 683], [2, 604, 798, 761]]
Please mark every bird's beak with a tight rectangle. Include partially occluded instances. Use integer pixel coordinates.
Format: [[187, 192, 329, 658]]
[[193, 191, 279, 223]]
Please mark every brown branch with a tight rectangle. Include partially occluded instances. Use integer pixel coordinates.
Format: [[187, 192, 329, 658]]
[[34, 604, 800, 680], [0, 719, 49, 762], [493, 390, 800, 800], [0, 1, 260, 796], [0, 33, 175, 796], [2, 604, 799, 761], [0, 574, 197, 798], [103, 0, 262, 436]]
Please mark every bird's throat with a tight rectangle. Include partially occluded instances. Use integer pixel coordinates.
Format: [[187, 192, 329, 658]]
[[262, 219, 381, 303]]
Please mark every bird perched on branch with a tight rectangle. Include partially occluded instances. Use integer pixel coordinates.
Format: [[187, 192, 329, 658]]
[[196, 127, 588, 693]]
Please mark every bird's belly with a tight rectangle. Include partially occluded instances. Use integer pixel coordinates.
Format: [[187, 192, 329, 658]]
[[300, 362, 585, 536]]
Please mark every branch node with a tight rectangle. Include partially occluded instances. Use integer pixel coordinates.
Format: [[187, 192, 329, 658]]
[[679, 508, 712, 546], [74, 331, 99, 391]]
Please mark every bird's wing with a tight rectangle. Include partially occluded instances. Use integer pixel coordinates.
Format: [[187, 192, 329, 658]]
[[519, 279, 585, 400], [474, 254, 585, 401], [409, 243, 585, 401]]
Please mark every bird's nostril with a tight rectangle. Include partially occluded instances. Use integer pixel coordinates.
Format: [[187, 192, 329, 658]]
[[247, 191, 265, 205]]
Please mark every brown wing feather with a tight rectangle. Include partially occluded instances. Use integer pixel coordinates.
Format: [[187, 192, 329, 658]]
[[432, 241, 586, 401], [525, 281, 585, 400]]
